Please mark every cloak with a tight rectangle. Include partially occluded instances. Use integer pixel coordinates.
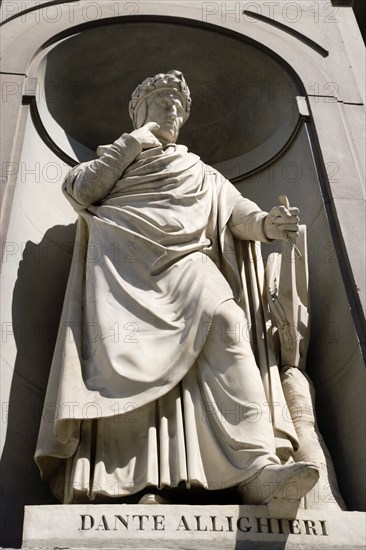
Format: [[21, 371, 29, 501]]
[[35, 140, 297, 502]]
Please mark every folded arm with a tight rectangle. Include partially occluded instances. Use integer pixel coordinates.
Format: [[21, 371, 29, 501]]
[[62, 133, 142, 209]]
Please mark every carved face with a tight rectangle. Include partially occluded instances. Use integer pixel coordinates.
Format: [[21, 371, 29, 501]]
[[144, 90, 186, 145]]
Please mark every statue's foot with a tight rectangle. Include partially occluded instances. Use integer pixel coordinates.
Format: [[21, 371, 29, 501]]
[[238, 462, 319, 508], [138, 493, 171, 505]]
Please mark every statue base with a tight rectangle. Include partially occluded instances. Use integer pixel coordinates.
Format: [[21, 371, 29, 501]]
[[22, 504, 365, 549]]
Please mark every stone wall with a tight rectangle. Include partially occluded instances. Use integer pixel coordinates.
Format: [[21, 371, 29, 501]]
[[1, 2, 365, 547]]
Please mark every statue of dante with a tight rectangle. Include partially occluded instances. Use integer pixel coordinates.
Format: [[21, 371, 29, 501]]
[[35, 70, 319, 508]]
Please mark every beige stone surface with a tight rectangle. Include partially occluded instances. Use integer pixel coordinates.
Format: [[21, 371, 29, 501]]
[[1, 3, 365, 548], [22, 504, 366, 549]]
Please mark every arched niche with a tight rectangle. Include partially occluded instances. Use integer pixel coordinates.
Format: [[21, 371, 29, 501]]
[[35, 20, 301, 177]]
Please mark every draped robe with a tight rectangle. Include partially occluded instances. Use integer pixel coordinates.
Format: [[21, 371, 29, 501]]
[[35, 137, 297, 502]]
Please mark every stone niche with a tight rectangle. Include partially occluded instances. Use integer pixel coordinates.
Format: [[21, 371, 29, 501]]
[[0, 6, 365, 550]]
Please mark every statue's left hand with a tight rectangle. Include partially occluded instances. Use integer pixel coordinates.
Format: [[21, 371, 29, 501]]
[[264, 205, 300, 241]]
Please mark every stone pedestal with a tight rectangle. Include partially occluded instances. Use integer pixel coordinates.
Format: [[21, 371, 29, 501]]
[[22, 504, 365, 550]]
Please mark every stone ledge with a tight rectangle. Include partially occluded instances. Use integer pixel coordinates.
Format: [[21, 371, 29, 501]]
[[22, 504, 365, 549]]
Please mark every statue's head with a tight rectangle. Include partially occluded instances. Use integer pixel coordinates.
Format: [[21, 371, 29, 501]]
[[129, 70, 191, 144]]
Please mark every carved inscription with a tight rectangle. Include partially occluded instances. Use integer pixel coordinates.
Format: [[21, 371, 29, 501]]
[[79, 513, 328, 536]]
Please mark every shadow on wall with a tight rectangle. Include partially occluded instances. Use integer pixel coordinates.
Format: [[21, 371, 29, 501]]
[[0, 224, 76, 548]]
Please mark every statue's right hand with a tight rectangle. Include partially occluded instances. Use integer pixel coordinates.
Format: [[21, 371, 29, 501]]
[[130, 122, 162, 150]]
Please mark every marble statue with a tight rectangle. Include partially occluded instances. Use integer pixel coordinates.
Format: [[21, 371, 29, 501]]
[[35, 70, 321, 513]]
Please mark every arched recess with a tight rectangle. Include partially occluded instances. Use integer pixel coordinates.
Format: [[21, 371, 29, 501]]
[[0, 4, 365, 547], [32, 19, 304, 177]]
